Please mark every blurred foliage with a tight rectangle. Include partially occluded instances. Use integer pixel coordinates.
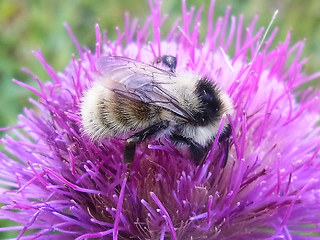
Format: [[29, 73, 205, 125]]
[[0, 0, 319, 237]]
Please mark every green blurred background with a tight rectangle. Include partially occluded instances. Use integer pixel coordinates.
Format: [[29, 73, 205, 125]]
[[0, 0, 319, 238]]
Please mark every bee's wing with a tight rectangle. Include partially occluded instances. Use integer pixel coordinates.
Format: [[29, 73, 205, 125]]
[[96, 56, 195, 121]]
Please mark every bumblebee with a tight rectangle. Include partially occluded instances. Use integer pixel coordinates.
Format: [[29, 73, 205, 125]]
[[81, 56, 233, 165]]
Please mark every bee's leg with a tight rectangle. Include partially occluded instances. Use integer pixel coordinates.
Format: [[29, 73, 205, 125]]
[[189, 141, 212, 165], [124, 142, 137, 164], [170, 134, 211, 165], [124, 120, 169, 163], [218, 124, 231, 167], [220, 139, 230, 168], [218, 124, 231, 142]]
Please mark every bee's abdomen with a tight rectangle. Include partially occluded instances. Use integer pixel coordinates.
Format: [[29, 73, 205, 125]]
[[98, 93, 163, 136]]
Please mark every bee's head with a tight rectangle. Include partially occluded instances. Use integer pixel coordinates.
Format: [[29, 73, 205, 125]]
[[193, 78, 223, 125]]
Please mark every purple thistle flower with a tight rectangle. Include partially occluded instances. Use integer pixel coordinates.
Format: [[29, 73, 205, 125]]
[[1, 0, 320, 239]]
